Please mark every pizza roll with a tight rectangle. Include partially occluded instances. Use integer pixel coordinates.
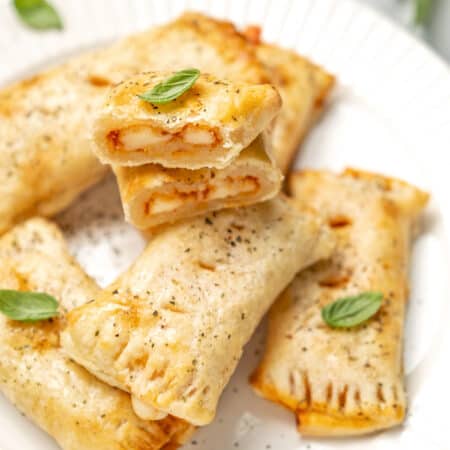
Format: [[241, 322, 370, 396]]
[[93, 71, 281, 169], [251, 169, 429, 436], [243, 26, 335, 173], [113, 134, 282, 229], [62, 197, 334, 426], [0, 218, 193, 449], [0, 70, 108, 235]]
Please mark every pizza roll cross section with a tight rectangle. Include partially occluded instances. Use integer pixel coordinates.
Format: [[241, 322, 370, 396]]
[[114, 134, 282, 229], [93, 71, 281, 169]]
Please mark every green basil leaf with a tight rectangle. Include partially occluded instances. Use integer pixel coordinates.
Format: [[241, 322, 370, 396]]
[[414, 0, 433, 26], [0, 289, 59, 322], [138, 68, 201, 105], [13, 0, 63, 30], [321, 291, 383, 328]]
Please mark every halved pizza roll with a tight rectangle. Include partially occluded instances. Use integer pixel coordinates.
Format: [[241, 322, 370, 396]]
[[93, 71, 281, 169], [114, 134, 282, 229], [243, 26, 335, 173], [62, 196, 334, 426], [0, 218, 193, 450], [251, 169, 429, 436], [0, 12, 270, 235]]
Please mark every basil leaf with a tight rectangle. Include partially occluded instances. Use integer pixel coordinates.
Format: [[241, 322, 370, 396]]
[[13, 0, 63, 30], [414, 0, 433, 26], [321, 291, 383, 328], [138, 68, 200, 105], [0, 289, 59, 322]]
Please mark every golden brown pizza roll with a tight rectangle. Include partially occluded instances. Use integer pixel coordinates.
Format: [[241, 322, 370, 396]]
[[142, 12, 269, 84], [0, 72, 108, 235], [244, 26, 335, 173], [0, 218, 193, 449], [93, 71, 281, 169], [114, 135, 282, 229], [62, 196, 334, 426], [251, 169, 429, 436]]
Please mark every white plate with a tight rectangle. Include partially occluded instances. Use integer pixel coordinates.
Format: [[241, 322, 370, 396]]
[[1, 0, 450, 449]]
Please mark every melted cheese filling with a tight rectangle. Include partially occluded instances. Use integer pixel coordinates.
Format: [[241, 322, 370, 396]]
[[182, 127, 215, 145], [119, 127, 171, 149], [109, 124, 218, 152], [144, 176, 259, 215]]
